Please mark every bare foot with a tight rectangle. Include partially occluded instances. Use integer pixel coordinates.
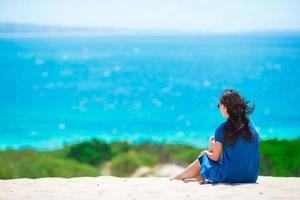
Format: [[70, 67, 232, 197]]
[[199, 180, 208, 184], [169, 176, 183, 181], [194, 176, 204, 181]]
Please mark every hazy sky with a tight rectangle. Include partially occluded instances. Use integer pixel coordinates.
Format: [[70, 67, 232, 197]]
[[0, 0, 300, 32]]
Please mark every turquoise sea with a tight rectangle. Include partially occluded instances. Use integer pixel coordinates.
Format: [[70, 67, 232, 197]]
[[0, 34, 300, 149]]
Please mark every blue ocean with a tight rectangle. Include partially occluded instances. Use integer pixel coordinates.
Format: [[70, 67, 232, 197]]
[[1, 34, 300, 150]]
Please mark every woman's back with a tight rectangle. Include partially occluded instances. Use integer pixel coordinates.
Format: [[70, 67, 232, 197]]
[[216, 120, 260, 183]]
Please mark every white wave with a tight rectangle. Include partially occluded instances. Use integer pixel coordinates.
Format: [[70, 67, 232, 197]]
[[60, 68, 73, 76], [58, 123, 66, 130], [152, 98, 162, 107], [41, 71, 48, 78], [203, 80, 211, 87], [35, 58, 44, 66]]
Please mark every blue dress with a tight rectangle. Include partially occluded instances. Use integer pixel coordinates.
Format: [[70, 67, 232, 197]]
[[198, 120, 260, 183]]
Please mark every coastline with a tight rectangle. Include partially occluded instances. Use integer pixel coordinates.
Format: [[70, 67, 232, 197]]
[[0, 138, 299, 179], [1, 176, 299, 200]]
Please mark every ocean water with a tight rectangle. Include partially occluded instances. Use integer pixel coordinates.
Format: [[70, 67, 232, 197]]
[[0, 34, 300, 150]]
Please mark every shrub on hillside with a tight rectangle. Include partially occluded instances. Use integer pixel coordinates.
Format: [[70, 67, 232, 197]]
[[0, 149, 99, 179], [67, 139, 112, 166], [260, 139, 300, 176], [110, 151, 141, 177]]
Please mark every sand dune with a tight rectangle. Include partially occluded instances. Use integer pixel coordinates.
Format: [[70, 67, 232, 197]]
[[0, 176, 299, 200]]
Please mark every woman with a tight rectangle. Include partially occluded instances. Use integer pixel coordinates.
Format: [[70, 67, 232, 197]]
[[171, 89, 260, 183]]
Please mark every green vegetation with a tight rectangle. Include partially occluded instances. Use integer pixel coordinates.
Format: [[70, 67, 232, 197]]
[[109, 151, 141, 177], [0, 138, 299, 179], [66, 139, 113, 166], [0, 149, 99, 179], [260, 139, 300, 176]]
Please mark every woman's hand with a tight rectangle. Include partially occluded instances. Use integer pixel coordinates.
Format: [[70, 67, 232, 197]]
[[208, 136, 215, 152], [209, 136, 215, 145], [200, 149, 209, 155]]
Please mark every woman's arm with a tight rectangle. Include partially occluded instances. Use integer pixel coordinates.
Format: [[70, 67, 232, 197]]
[[204, 141, 223, 161]]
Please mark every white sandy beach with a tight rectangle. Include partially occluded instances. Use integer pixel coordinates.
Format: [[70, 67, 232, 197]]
[[0, 176, 299, 200]]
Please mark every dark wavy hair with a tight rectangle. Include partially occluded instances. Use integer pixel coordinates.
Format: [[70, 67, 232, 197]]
[[218, 89, 255, 146]]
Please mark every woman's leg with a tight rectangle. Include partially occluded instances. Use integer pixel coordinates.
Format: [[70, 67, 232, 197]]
[[170, 158, 204, 181]]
